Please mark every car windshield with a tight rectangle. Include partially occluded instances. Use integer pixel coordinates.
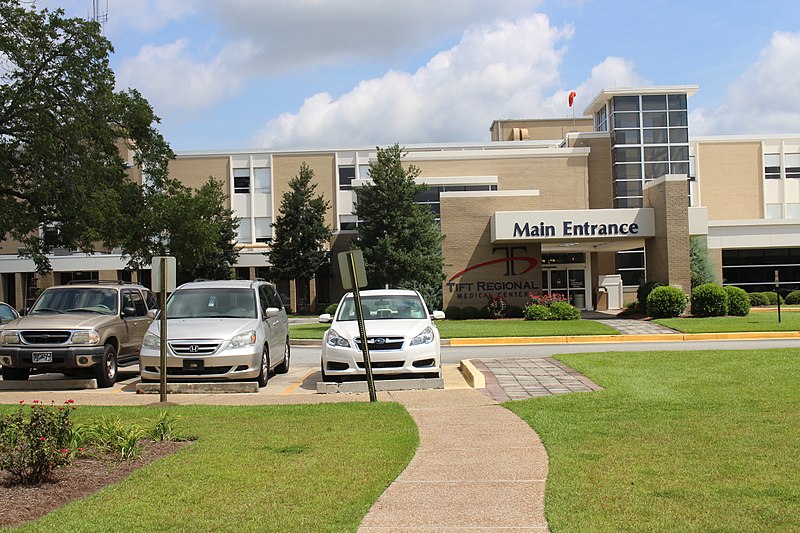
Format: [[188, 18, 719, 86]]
[[30, 288, 117, 315], [166, 288, 257, 319], [336, 294, 427, 321]]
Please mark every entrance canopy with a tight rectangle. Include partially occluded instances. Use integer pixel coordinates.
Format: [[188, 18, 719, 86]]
[[491, 208, 655, 253]]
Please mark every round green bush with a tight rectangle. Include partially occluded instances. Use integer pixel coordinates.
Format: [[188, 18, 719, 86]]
[[785, 290, 800, 305], [691, 283, 728, 317], [748, 292, 769, 307], [524, 304, 551, 321], [460, 306, 480, 320], [646, 286, 687, 318], [325, 303, 338, 315], [762, 291, 784, 305], [444, 306, 461, 320], [723, 286, 750, 316], [478, 306, 494, 319], [548, 301, 581, 320], [637, 281, 664, 308], [506, 305, 525, 319]]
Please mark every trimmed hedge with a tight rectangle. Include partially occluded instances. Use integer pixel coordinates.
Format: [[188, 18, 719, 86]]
[[524, 304, 551, 321], [785, 290, 800, 305], [460, 306, 480, 320], [762, 291, 784, 305], [549, 301, 581, 320], [646, 286, 687, 318], [748, 292, 770, 307], [637, 281, 664, 308], [506, 305, 525, 319], [478, 306, 494, 319], [691, 283, 728, 317], [325, 303, 338, 315], [444, 306, 461, 320], [724, 286, 750, 316]]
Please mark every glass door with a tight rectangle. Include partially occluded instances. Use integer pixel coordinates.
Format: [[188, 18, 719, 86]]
[[542, 267, 587, 308]]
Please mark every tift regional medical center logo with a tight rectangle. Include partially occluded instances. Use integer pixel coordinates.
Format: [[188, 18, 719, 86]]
[[446, 247, 539, 301]]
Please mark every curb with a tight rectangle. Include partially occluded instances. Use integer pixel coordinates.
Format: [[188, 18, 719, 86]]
[[458, 359, 485, 388], [448, 331, 800, 346]]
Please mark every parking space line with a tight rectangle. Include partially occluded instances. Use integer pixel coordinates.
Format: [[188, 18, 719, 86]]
[[282, 369, 316, 395]]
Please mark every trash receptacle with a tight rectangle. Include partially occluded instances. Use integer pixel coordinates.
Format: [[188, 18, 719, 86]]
[[572, 292, 586, 309], [598, 275, 624, 309], [596, 288, 608, 311]]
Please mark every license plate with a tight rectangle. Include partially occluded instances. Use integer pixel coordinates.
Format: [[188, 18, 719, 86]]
[[32, 352, 53, 363], [183, 359, 204, 371]]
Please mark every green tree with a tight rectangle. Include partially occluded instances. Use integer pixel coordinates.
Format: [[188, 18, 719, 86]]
[[0, 2, 173, 272], [268, 163, 332, 304], [690, 236, 717, 288], [354, 144, 444, 307]]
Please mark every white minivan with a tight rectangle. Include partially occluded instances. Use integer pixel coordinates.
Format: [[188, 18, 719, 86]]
[[139, 280, 289, 387]]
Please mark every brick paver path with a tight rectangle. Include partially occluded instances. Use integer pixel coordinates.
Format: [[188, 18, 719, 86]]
[[596, 318, 679, 335], [473, 357, 603, 402]]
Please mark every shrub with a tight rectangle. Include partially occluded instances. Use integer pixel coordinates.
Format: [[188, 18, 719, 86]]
[[646, 286, 687, 318], [528, 292, 569, 307], [549, 301, 581, 320], [0, 400, 74, 485], [506, 305, 525, 319], [460, 306, 480, 320], [724, 286, 750, 316], [444, 306, 461, 320], [691, 283, 728, 317], [762, 291, 784, 305], [486, 294, 508, 319], [524, 304, 551, 321], [637, 281, 664, 308], [324, 303, 338, 315], [785, 290, 800, 305], [748, 292, 770, 307], [478, 306, 494, 319]]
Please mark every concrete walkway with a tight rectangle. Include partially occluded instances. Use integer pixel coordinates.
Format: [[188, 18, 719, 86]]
[[359, 388, 549, 532]]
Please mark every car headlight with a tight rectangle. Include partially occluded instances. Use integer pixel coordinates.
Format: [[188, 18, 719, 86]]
[[1, 331, 20, 345], [326, 329, 350, 348], [71, 330, 100, 345], [410, 326, 435, 346], [142, 332, 160, 350], [228, 330, 257, 349]]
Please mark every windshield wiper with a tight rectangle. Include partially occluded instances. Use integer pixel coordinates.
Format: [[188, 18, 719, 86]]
[[66, 308, 105, 314], [31, 308, 64, 314]]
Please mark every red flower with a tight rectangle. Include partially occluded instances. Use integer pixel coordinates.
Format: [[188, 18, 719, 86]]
[[77, 447, 84, 452], [18, 400, 24, 404], [32, 399, 39, 403], [66, 399, 75, 404], [39, 437, 47, 441], [60, 449, 68, 454]]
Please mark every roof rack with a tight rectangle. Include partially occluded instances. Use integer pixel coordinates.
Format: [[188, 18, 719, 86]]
[[65, 280, 131, 285]]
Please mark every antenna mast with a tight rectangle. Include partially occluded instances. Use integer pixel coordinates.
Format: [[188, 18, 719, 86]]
[[92, 0, 108, 32]]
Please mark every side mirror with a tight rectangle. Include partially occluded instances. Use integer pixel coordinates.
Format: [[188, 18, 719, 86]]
[[265, 307, 281, 319], [318, 313, 333, 323], [147, 308, 158, 319], [431, 310, 446, 320], [122, 306, 137, 317]]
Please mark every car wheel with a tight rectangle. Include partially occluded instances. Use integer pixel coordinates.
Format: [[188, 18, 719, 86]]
[[274, 339, 290, 374], [94, 344, 118, 388], [257, 348, 269, 388], [320, 364, 335, 382], [1, 366, 30, 381]]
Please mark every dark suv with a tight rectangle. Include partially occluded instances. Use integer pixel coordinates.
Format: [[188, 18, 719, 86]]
[[0, 282, 155, 387]]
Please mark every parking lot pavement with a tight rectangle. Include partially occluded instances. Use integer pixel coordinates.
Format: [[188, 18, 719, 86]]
[[0, 364, 471, 405]]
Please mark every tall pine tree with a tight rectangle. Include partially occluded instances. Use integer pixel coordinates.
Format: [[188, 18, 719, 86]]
[[354, 144, 444, 308], [268, 163, 331, 307]]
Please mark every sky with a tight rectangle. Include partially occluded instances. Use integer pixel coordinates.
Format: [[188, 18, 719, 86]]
[[42, 0, 800, 152]]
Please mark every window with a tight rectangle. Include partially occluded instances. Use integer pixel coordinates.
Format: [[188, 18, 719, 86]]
[[612, 96, 639, 112], [765, 203, 783, 219], [787, 203, 800, 219], [613, 147, 641, 163], [236, 219, 252, 243], [613, 112, 640, 129], [338, 167, 356, 190], [254, 217, 272, 243], [594, 107, 608, 132], [233, 168, 250, 193], [786, 154, 800, 179], [642, 95, 667, 111], [614, 129, 640, 145], [764, 153, 781, 179], [339, 215, 358, 231], [254, 168, 271, 193]]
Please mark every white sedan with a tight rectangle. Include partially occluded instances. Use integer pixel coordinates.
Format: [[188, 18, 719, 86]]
[[319, 289, 445, 381]]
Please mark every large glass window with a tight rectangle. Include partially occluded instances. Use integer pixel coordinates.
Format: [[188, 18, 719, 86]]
[[338, 167, 356, 190], [785, 154, 800, 179], [722, 248, 800, 293], [236, 219, 252, 243], [254, 168, 271, 194], [613, 112, 640, 129], [642, 94, 667, 111], [613, 147, 641, 163], [612, 96, 639, 112], [233, 168, 250, 194], [254, 217, 272, 243]]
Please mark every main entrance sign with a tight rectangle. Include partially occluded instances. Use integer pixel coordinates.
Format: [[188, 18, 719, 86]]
[[491, 208, 655, 243]]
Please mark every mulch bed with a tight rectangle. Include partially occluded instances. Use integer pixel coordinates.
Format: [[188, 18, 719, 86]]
[[0, 440, 187, 528]]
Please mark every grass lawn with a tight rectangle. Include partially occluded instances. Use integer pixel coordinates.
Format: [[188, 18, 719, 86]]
[[290, 319, 619, 340], [655, 310, 800, 333], [3, 403, 417, 532], [506, 348, 800, 532]]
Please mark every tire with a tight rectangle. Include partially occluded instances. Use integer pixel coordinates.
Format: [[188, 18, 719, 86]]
[[257, 348, 269, 388], [94, 344, 118, 388], [320, 364, 335, 383], [1, 366, 30, 381], [274, 340, 290, 374]]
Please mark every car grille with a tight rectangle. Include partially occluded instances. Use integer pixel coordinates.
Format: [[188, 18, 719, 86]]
[[165, 366, 232, 376], [168, 341, 221, 355], [356, 360, 404, 369], [354, 336, 405, 351], [20, 331, 71, 345]]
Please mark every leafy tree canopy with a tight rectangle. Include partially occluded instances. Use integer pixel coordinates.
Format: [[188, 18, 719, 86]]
[[269, 162, 331, 282], [354, 144, 444, 299], [0, 1, 173, 272]]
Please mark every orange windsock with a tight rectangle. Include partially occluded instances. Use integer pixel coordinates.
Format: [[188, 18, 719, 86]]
[[568, 91, 577, 107]]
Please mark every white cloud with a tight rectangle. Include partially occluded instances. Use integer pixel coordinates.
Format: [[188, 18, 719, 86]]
[[251, 15, 646, 148], [115, 38, 254, 111], [691, 31, 800, 135], [106, 0, 195, 33]]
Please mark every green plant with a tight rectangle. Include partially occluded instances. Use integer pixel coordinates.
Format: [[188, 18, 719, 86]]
[[724, 286, 750, 316], [506, 305, 525, 319], [486, 294, 508, 319], [646, 285, 687, 318], [637, 281, 664, 308], [748, 292, 770, 307], [762, 291, 784, 305], [548, 301, 581, 320], [691, 283, 728, 317], [146, 411, 185, 442], [325, 303, 338, 315], [85, 418, 145, 460], [444, 306, 461, 320], [785, 290, 800, 305], [524, 304, 551, 321], [478, 306, 493, 319], [0, 400, 75, 484], [460, 306, 480, 320]]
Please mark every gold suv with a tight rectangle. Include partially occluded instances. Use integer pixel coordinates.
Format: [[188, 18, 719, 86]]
[[0, 282, 155, 387]]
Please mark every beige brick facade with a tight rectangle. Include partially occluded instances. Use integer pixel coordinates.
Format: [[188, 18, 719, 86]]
[[696, 141, 762, 220]]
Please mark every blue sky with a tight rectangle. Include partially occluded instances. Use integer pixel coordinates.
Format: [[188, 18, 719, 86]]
[[45, 0, 800, 151]]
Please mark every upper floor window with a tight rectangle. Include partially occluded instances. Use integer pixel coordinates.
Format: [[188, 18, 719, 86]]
[[233, 168, 250, 193], [786, 154, 800, 179], [254, 168, 271, 194], [338, 167, 356, 190], [764, 154, 781, 179]]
